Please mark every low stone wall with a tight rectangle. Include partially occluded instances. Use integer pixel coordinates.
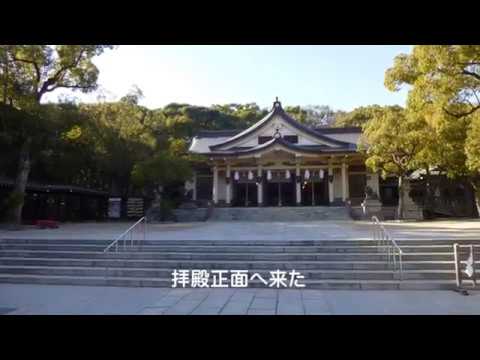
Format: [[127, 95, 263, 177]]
[[349, 206, 399, 220], [173, 208, 210, 222]]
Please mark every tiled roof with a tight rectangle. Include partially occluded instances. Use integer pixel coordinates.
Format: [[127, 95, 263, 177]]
[[0, 177, 108, 196], [207, 137, 356, 157], [193, 126, 362, 139]]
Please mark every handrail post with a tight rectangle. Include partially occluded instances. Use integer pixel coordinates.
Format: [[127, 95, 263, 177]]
[[399, 251, 403, 280], [454, 243, 461, 288], [470, 244, 476, 288], [393, 246, 397, 269]]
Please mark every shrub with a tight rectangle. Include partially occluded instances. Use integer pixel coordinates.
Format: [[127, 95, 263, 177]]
[[0, 191, 24, 221]]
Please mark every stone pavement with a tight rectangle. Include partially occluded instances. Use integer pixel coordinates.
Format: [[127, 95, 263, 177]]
[[2, 283, 480, 315], [1, 219, 480, 241]]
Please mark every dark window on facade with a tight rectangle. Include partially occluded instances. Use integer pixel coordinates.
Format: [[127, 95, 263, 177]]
[[349, 165, 366, 172], [349, 174, 366, 204], [284, 135, 298, 143], [196, 168, 212, 175], [196, 176, 213, 200], [380, 186, 399, 206], [258, 136, 272, 144]]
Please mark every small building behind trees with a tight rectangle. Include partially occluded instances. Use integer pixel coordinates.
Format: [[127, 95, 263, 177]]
[[0, 178, 108, 223]]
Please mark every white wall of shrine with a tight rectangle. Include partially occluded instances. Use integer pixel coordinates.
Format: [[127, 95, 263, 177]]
[[324, 133, 361, 145], [230, 116, 334, 148], [217, 173, 227, 201], [333, 168, 342, 200]]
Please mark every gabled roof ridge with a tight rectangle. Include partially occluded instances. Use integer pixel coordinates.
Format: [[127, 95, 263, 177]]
[[209, 100, 350, 150], [196, 129, 243, 138], [314, 126, 362, 134]]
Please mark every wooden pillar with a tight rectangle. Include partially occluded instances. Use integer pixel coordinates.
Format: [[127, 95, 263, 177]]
[[226, 164, 231, 205], [192, 171, 197, 201], [342, 161, 348, 202], [328, 161, 334, 204], [212, 166, 218, 205], [257, 165, 263, 206], [278, 182, 282, 206], [296, 163, 301, 205]]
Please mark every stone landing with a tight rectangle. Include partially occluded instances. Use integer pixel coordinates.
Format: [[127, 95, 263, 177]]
[[208, 206, 351, 222]]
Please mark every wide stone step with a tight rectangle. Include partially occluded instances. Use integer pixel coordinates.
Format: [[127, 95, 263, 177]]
[[0, 257, 466, 270], [0, 243, 462, 253], [3, 238, 480, 246], [0, 249, 456, 261], [0, 265, 464, 280], [0, 273, 460, 290], [0, 265, 461, 280]]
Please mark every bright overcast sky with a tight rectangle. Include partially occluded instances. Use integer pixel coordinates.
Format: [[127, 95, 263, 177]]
[[46, 45, 413, 112]]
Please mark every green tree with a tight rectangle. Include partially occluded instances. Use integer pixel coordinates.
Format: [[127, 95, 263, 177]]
[[359, 106, 427, 219], [285, 105, 337, 127], [0, 45, 114, 226], [335, 105, 383, 128], [384, 45, 480, 215], [80, 98, 155, 197]]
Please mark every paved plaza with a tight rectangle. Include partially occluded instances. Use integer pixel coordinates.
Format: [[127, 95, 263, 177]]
[[1, 283, 480, 315], [1, 219, 480, 241]]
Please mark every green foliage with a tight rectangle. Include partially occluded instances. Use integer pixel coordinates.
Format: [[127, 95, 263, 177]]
[[0, 45, 114, 108], [334, 105, 384, 128], [466, 113, 480, 173], [62, 125, 82, 140], [384, 45, 480, 179], [155, 198, 175, 222], [359, 106, 425, 178], [0, 191, 24, 220], [131, 151, 193, 190], [359, 105, 430, 219], [285, 105, 337, 127]]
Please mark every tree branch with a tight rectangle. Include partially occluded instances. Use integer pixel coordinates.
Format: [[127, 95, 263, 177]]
[[11, 55, 41, 84], [37, 48, 87, 100], [46, 84, 95, 93], [443, 104, 480, 118], [472, 88, 480, 106], [462, 69, 480, 81]]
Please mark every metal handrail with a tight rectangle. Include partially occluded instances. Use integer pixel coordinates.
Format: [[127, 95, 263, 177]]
[[371, 216, 403, 280], [103, 216, 147, 253], [453, 243, 477, 289]]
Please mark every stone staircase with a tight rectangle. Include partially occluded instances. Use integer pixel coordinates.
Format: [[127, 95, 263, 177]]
[[0, 238, 478, 290], [208, 206, 351, 222]]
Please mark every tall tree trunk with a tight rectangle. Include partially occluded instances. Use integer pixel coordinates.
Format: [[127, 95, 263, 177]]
[[424, 167, 433, 218], [10, 137, 32, 227], [397, 175, 404, 220], [2, 57, 8, 104], [472, 181, 480, 218], [110, 177, 121, 197]]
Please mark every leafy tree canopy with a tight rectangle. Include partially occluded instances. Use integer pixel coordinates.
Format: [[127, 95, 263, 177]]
[[385, 45, 480, 178]]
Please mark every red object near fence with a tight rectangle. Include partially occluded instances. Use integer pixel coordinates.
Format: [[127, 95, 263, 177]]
[[36, 220, 59, 229]]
